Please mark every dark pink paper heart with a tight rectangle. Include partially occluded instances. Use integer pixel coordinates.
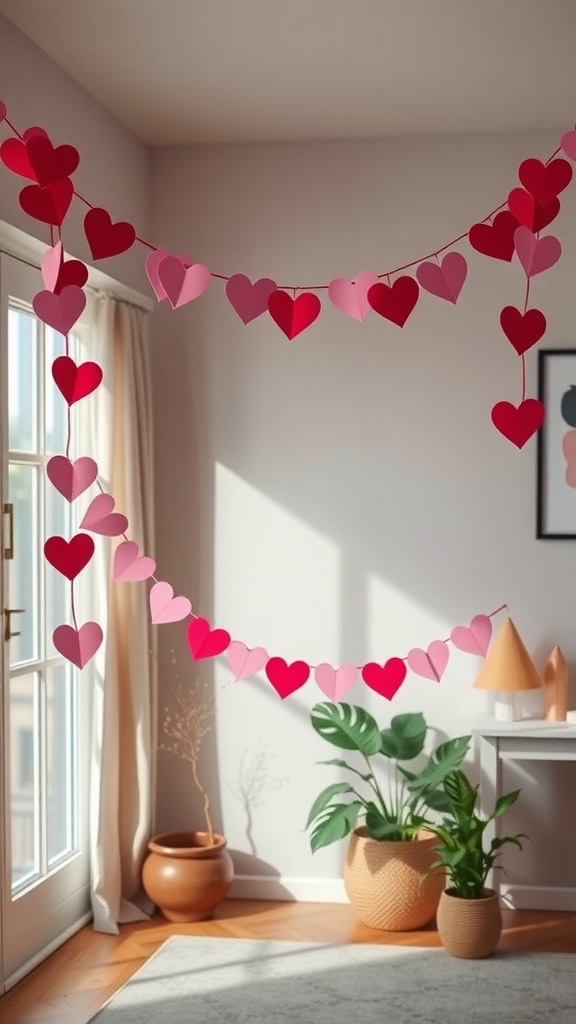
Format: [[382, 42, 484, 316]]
[[225, 274, 278, 324]]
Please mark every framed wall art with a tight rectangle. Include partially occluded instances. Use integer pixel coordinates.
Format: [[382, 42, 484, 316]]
[[537, 348, 576, 539]]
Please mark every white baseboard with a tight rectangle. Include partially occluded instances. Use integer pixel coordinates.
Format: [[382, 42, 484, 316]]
[[229, 874, 348, 904], [4, 911, 93, 991], [500, 883, 576, 912]]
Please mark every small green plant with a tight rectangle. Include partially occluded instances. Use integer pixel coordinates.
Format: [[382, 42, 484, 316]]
[[305, 702, 471, 852], [423, 768, 526, 899]]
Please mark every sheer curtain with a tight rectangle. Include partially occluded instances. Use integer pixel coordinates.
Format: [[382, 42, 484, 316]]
[[87, 295, 156, 934]]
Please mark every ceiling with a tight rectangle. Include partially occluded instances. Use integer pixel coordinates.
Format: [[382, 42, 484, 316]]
[[1, 0, 576, 146]]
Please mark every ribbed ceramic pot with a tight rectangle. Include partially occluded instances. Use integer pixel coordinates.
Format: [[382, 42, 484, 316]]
[[343, 828, 444, 931], [142, 831, 234, 923], [436, 888, 502, 958]]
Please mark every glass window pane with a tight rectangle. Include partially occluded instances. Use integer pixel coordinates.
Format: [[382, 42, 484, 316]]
[[46, 664, 76, 865], [45, 326, 67, 456], [8, 307, 38, 453], [10, 673, 40, 892], [8, 463, 40, 665]]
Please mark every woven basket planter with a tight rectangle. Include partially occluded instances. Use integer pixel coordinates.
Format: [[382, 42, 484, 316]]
[[343, 827, 444, 931], [436, 888, 502, 958]]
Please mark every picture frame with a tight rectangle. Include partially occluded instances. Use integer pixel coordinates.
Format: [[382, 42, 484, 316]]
[[536, 348, 576, 539]]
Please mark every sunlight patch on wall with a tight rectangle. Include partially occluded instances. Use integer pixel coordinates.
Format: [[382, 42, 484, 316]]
[[365, 571, 451, 664]]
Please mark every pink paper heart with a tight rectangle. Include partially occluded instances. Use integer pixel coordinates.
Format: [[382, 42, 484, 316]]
[[406, 641, 449, 682], [32, 284, 86, 335], [41, 241, 63, 292], [53, 621, 103, 669], [225, 274, 278, 324], [226, 641, 269, 680], [561, 130, 576, 162], [144, 250, 191, 301], [327, 270, 379, 322], [149, 581, 192, 624], [451, 615, 492, 657], [314, 663, 358, 700], [157, 255, 211, 308], [415, 253, 468, 304], [46, 455, 98, 501], [80, 493, 128, 536], [186, 617, 231, 660], [113, 540, 156, 582], [514, 227, 561, 278]]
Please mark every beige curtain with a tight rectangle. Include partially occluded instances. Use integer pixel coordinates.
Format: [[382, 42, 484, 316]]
[[87, 295, 156, 934]]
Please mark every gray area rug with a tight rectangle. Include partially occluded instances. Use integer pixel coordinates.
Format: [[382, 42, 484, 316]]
[[91, 935, 575, 1024]]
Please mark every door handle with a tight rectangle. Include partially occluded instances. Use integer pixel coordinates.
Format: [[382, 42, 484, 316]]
[[4, 608, 25, 642], [3, 502, 14, 559]]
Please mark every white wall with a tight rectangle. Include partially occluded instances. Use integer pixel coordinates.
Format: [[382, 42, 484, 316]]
[[149, 130, 576, 898], [0, 15, 149, 292]]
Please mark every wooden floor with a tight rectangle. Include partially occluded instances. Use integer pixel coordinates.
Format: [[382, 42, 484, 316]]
[[1, 900, 575, 1024]]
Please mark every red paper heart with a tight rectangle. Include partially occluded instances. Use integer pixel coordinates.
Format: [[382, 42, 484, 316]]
[[186, 617, 231, 660], [491, 399, 545, 448], [518, 158, 572, 207], [0, 136, 36, 179], [52, 356, 103, 405], [26, 136, 80, 187], [367, 277, 419, 327], [55, 259, 89, 293], [468, 211, 518, 262], [19, 178, 73, 226], [265, 657, 310, 698], [44, 533, 95, 580], [268, 290, 321, 339], [507, 189, 560, 232], [362, 658, 407, 700], [84, 207, 136, 260], [499, 306, 547, 355]]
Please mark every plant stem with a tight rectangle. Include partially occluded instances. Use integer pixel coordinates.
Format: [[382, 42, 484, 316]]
[[363, 755, 390, 818], [191, 758, 214, 844]]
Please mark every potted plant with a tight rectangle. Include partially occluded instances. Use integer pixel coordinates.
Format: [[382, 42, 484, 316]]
[[423, 767, 525, 958], [142, 668, 233, 922], [306, 702, 471, 930]]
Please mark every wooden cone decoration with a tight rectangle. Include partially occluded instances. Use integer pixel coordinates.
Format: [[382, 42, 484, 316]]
[[544, 645, 568, 722], [473, 618, 542, 693]]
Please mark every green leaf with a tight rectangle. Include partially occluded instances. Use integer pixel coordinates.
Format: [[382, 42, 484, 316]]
[[365, 807, 420, 841], [490, 789, 520, 819], [407, 735, 471, 791], [305, 782, 356, 829], [311, 702, 382, 756], [421, 788, 453, 814], [318, 759, 374, 783], [380, 712, 427, 760], [443, 769, 478, 817], [309, 801, 363, 852]]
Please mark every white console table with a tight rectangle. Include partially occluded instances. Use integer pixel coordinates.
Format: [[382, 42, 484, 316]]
[[474, 718, 576, 911]]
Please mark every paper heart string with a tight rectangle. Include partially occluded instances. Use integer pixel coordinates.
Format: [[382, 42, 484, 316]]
[[186, 617, 231, 660], [450, 614, 492, 657], [314, 663, 358, 700], [84, 207, 136, 260], [468, 211, 518, 262], [518, 157, 572, 207], [53, 622, 103, 669], [268, 290, 321, 339], [225, 641, 269, 680], [406, 641, 450, 682], [19, 178, 73, 226], [226, 274, 278, 324], [33, 284, 86, 336], [46, 455, 98, 501], [265, 657, 310, 698], [491, 399, 545, 449], [514, 227, 561, 278], [507, 189, 560, 233], [149, 581, 192, 624], [367, 277, 419, 327], [80, 493, 128, 536], [415, 253, 467, 304], [362, 658, 407, 700], [26, 135, 80, 187], [145, 250, 192, 301], [44, 533, 95, 580], [112, 540, 156, 582], [41, 241, 63, 292], [327, 271, 379, 322], [52, 356, 103, 405], [157, 255, 212, 309], [499, 306, 547, 355]]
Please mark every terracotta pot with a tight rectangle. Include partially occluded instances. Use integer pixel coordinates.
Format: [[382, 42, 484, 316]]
[[343, 827, 444, 931], [436, 887, 502, 958], [142, 831, 234, 922]]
